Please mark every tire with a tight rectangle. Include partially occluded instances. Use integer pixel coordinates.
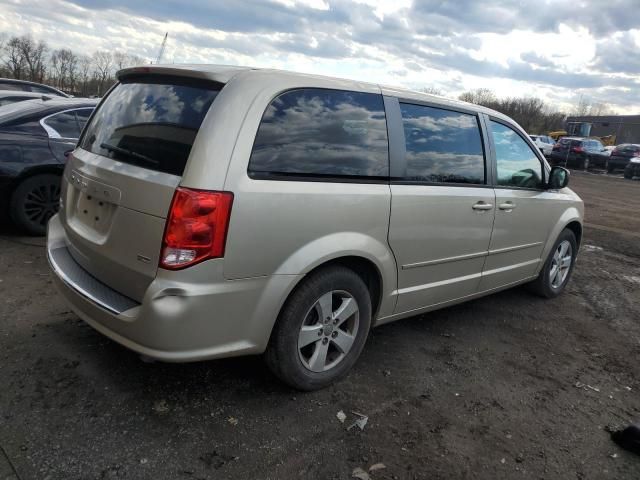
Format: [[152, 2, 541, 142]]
[[265, 265, 372, 391], [583, 156, 590, 171], [528, 229, 577, 298], [607, 163, 614, 174], [9, 174, 61, 236], [624, 170, 632, 179]]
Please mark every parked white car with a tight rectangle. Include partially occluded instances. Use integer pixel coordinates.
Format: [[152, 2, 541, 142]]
[[530, 135, 555, 156]]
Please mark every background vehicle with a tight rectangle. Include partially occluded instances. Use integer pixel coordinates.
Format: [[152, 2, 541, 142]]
[[47, 66, 583, 391], [624, 157, 640, 179], [608, 144, 640, 173], [0, 78, 69, 97], [0, 97, 97, 234], [530, 134, 555, 155], [0, 90, 54, 106], [550, 137, 609, 170]]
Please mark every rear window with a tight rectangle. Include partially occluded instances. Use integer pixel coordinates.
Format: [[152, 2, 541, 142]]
[[248, 88, 388, 180], [80, 77, 220, 176]]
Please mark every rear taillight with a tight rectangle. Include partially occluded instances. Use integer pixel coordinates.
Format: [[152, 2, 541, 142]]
[[160, 187, 233, 270], [571, 146, 584, 153], [612, 149, 620, 155]]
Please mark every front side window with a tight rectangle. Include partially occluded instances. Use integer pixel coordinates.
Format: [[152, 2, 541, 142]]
[[80, 77, 220, 176], [42, 111, 81, 138], [490, 120, 543, 189], [248, 88, 388, 179], [398, 103, 485, 184]]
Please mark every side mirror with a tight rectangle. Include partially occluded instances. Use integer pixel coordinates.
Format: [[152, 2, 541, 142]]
[[548, 166, 569, 189]]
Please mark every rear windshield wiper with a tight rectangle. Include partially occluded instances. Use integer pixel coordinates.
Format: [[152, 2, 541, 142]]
[[100, 142, 159, 165]]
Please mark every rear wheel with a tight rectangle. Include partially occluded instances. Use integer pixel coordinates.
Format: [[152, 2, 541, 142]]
[[10, 174, 61, 236], [583, 156, 590, 171], [528, 229, 577, 298], [265, 266, 372, 391]]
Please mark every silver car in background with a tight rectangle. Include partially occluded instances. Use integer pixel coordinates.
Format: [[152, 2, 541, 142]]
[[47, 65, 583, 390]]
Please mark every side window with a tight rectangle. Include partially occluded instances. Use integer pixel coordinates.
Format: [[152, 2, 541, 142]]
[[490, 120, 543, 189], [248, 88, 388, 179], [74, 109, 93, 130], [42, 111, 81, 138], [398, 103, 485, 184]]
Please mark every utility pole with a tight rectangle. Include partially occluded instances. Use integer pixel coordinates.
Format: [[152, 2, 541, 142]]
[[155, 33, 168, 64]]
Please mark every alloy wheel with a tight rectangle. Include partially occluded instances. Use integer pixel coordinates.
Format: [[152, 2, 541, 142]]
[[297, 290, 359, 373], [549, 240, 573, 289], [23, 182, 60, 228]]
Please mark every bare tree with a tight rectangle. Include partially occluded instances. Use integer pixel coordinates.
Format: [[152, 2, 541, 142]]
[[422, 87, 443, 96], [18, 36, 48, 82], [458, 88, 497, 106], [92, 50, 113, 95], [4, 36, 26, 79], [77, 54, 93, 96]]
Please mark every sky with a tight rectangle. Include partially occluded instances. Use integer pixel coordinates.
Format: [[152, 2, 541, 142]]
[[1, 0, 639, 113]]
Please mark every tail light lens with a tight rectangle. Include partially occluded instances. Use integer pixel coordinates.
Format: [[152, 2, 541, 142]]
[[160, 187, 233, 270], [571, 146, 584, 153]]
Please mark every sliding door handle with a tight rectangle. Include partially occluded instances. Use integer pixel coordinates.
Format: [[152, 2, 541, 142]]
[[472, 202, 493, 211], [499, 201, 517, 211]]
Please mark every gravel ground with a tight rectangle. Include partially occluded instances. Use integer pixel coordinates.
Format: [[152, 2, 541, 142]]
[[1, 171, 639, 480]]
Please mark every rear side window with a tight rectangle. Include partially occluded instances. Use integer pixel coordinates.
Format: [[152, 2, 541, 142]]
[[42, 111, 81, 138], [248, 88, 388, 179], [80, 77, 220, 176], [398, 103, 485, 184]]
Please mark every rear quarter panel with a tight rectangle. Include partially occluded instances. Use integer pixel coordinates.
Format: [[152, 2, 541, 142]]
[[181, 71, 398, 318]]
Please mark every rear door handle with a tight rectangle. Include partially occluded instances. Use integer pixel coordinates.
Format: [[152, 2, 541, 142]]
[[499, 202, 517, 211], [472, 202, 493, 211]]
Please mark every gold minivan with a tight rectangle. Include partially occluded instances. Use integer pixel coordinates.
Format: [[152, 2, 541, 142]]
[[47, 65, 583, 390]]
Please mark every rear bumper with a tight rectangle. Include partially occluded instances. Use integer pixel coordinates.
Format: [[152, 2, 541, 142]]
[[47, 214, 301, 362]]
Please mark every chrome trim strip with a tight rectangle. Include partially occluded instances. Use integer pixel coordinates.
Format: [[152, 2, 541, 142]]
[[401, 241, 543, 270], [488, 241, 543, 255], [402, 250, 487, 269]]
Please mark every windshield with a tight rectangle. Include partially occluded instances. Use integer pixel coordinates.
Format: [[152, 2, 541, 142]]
[[80, 77, 220, 176]]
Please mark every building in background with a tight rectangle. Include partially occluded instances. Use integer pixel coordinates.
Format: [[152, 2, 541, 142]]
[[565, 115, 640, 145]]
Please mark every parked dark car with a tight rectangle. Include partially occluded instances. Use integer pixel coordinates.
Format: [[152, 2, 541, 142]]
[[550, 137, 609, 170], [0, 90, 55, 107], [608, 144, 640, 173], [624, 159, 640, 179], [0, 97, 97, 234], [0, 78, 69, 97]]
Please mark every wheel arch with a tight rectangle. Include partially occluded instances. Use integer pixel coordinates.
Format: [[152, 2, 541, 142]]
[[537, 209, 583, 275]]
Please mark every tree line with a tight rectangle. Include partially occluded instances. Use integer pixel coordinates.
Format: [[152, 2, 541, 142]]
[[426, 88, 615, 135], [0, 33, 147, 97]]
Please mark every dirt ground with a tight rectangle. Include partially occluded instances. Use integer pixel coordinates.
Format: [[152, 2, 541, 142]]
[[1, 171, 639, 480]]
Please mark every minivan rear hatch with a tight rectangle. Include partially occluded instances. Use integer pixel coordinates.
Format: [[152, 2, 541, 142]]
[[60, 74, 222, 302]]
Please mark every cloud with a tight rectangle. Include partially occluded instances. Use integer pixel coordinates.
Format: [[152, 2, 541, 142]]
[[0, 0, 638, 112]]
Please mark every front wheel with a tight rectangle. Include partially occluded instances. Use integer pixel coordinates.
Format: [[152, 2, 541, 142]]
[[265, 266, 372, 391], [528, 229, 577, 298]]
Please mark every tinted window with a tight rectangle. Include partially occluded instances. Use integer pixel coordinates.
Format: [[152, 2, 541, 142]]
[[75, 109, 92, 130], [0, 82, 26, 92], [249, 88, 388, 179], [490, 121, 543, 189], [43, 111, 80, 138], [398, 103, 484, 184], [80, 78, 219, 176]]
